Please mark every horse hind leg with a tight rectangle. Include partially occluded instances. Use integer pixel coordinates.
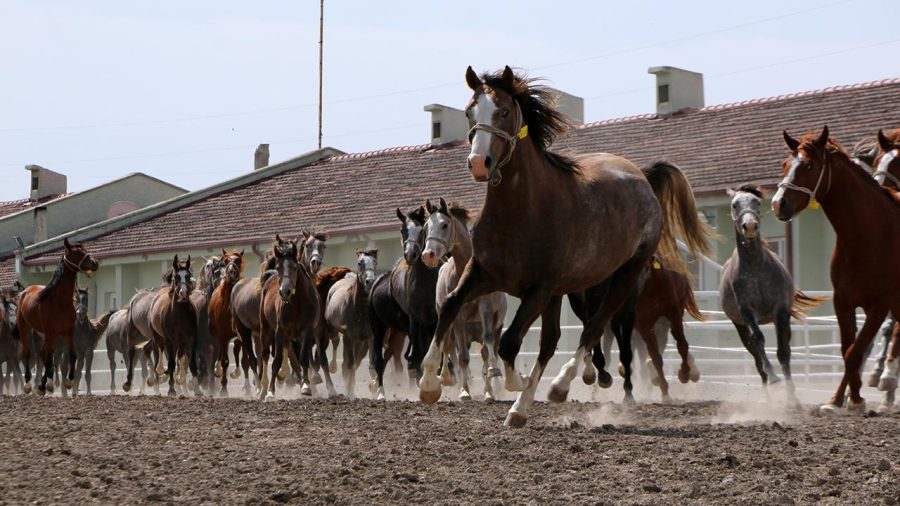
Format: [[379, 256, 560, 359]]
[[640, 321, 670, 403], [774, 309, 800, 406], [736, 309, 778, 385], [867, 321, 892, 387], [877, 321, 899, 392]]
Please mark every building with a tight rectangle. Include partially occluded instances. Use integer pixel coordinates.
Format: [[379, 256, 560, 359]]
[[0, 167, 186, 286], [9, 72, 900, 379]]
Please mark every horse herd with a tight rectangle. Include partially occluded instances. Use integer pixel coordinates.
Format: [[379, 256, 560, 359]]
[[1, 66, 899, 428]]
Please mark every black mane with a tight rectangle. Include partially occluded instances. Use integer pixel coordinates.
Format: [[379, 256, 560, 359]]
[[481, 69, 580, 174]]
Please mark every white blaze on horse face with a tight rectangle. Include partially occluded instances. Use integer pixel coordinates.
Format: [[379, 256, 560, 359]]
[[469, 93, 498, 158], [772, 153, 805, 204], [874, 149, 898, 185], [424, 213, 451, 260]]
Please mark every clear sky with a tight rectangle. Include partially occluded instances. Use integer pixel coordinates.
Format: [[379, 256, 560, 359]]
[[1, 0, 897, 201]]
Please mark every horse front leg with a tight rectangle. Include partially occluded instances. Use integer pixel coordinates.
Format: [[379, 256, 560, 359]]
[[774, 308, 799, 406], [639, 319, 670, 403], [505, 296, 563, 427], [876, 316, 900, 413], [16, 322, 34, 394]]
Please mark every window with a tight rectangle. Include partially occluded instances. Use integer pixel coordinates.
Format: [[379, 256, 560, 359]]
[[768, 237, 787, 264], [104, 292, 118, 312], [31, 175, 39, 191], [432, 121, 442, 140], [658, 84, 669, 103]]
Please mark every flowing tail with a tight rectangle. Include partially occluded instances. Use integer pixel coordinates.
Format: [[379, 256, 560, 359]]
[[683, 285, 706, 322], [642, 161, 717, 273], [790, 290, 828, 320]]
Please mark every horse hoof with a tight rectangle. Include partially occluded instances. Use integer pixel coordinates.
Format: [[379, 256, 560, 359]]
[[24, 384, 33, 395], [876, 401, 896, 414], [622, 393, 636, 405], [458, 390, 471, 402], [582, 367, 597, 385], [618, 363, 626, 378], [123, 382, 132, 393], [650, 374, 661, 387], [311, 374, 323, 386], [878, 376, 898, 392], [376, 391, 386, 402], [300, 384, 312, 396], [819, 403, 844, 416], [215, 365, 223, 378], [767, 374, 782, 385], [690, 370, 701, 383], [230, 369, 241, 380], [847, 399, 866, 414], [37, 385, 47, 396], [167, 389, 177, 397], [368, 379, 378, 395], [484, 391, 495, 403], [678, 368, 690, 384], [487, 366, 502, 378], [547, 384, 569, 404], [46, 383, 54, 394], [661, 394, 673, 404], [504, 411, 528, 428], [264, 392, 275, 402], [64, 379, 73, 389], [598, 371, 613, 389], [329, 362, 338, 375], [219, 389, 229, 398]]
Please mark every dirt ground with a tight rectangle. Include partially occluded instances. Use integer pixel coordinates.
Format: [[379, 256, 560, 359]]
[[0, 395, 896, 505]]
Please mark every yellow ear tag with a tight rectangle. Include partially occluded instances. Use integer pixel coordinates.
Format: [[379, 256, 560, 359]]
[[809, 199, 820, 210], [652, 261, 661, 270], [517, 125, 528, 140]]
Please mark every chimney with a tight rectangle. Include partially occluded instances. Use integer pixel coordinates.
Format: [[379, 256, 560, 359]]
[[647, 66, 704, 115], [254, 144, 270, 170], [547, 88, 584, 125], [26, 165, 67, 201], [424, 104, 468, 144], [33, 206, 48, 243]]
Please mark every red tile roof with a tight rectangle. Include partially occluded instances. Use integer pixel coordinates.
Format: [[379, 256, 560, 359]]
[[24, 78, 900, 265], [0, 257, 16, 287], [0, 194, 69, 219]]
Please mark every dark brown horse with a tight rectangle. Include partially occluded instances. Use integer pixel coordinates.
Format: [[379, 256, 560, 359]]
[[419, 67, 711, 426], [772, 126, 900, 413], [0, 295, 23, 394], [207, 250, 245, 396], [149, 255, 199, 396], [258, 235, 319, 399], [16, 238, 99, 395]]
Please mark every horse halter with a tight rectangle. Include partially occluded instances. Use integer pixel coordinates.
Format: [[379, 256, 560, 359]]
[[873, 150, 900, 188], [777, 153, 831, 208], [467, 100, 528, 186], [63, 251, 93, 273]]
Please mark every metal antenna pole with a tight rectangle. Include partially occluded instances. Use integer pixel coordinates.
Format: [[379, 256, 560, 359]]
[[317, 0, 324, 149]]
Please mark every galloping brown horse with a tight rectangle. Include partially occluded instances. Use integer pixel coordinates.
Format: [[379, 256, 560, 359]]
[[150, 255, 199, 396], [418, 67, 711, 426], [258, 235, 319, 399], [16, 238, 99, 395], [207, 250, 245, 396], [772, 126, 900, 413]]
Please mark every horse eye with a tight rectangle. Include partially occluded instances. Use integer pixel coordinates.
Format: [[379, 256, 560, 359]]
[[501, 109, 509, 118], [805, 163, 813, 171], [442, 223, 449, 229]]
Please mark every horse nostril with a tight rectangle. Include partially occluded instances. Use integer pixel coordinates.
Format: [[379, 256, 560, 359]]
[[484, 156, 493, 169]]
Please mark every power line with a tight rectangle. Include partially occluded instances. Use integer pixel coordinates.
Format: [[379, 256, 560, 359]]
[[0, 0, 857, 133], [0, 122, 423, 170]]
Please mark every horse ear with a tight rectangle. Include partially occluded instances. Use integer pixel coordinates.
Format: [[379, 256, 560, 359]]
[[783, 131, 800, 152], [439, 197, 449, 215], [301, 229, 311, 240], [465, 66, 482, 90], [172, 255, 179, 269], [239, 249, 245, 257], [501, 66, 515, 86], [396, 208, 406, 222], [425, 199, 435, 214], [726, 188, 735, 198], [186, 255, 191, 268], [815, 125, 829, 150], [878, 129, 895, 152], [64, 237, 72, 249], [275, 233, 282, 244], [371, 248, 379, 261], [222, 250, 227, 258]]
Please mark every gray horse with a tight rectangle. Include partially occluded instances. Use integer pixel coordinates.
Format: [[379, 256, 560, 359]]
[[105, 308, 149, 394], [191, 255, 225, 395], [421, 198, 507, 401], [720, 185, 822, 397], [70, 288, 113, 396], [324, 248, 378, 399]]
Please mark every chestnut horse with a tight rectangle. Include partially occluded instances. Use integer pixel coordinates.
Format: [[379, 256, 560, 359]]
[[258, 235, 319, 399], [596, 259, 704, 402], [772, 126, 900, 413], [419, 67, 711, 427], [207, 250, 245, 396], [873, 128, 900, 190], [16, 238, 99, 395]]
